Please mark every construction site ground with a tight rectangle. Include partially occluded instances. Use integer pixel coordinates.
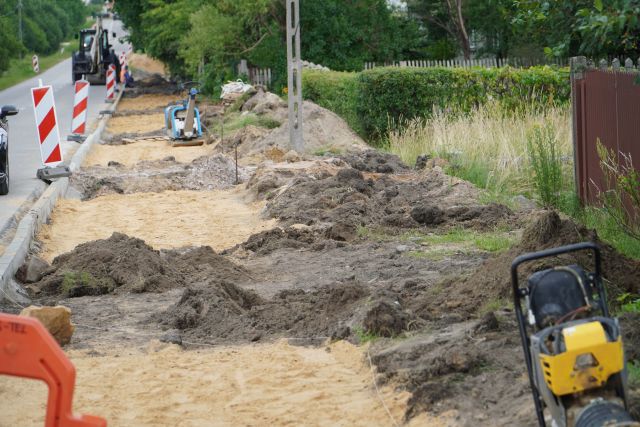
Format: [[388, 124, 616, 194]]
[[1, 64, 640, 426]]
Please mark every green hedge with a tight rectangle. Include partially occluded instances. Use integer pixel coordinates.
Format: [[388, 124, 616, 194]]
[[302, 70, 362, 136], [303, 66, 570, 140]]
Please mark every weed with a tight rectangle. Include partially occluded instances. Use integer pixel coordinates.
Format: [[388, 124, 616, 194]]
[[479, 298, 511, 315], [526, 124, 564, 208], [628, 361, 640, 388], [313, 147, 343, 156], [353, 327, 381, 344]]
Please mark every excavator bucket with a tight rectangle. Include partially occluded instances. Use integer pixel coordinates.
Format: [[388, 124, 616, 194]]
[[0, 313, 107, 427]]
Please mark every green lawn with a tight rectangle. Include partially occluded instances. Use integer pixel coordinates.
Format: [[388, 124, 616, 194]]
[[0, 42, 76, 91]]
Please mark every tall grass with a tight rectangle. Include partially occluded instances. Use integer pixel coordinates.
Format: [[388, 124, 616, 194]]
[[388, 103, 640, 259], [388, 103, 572, 199]]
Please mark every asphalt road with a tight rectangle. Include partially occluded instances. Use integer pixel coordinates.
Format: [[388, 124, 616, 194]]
[[0, 18, 129, 237]]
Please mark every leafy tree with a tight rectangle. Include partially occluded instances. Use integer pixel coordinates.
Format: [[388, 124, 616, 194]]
[[576, 0, 640, 58]]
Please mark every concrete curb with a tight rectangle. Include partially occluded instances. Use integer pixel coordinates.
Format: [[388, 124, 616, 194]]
[[0, 87, 125, 305]]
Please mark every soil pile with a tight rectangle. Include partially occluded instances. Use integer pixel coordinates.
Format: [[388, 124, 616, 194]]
[[73, 154, 245, 199], [340, 150, 409, 174], [222, 98, 368, 158], [161, 280, 421, 343], [420, 211, 640, 317], [266, 166, 512, 231], [27, 233, 247, 298]]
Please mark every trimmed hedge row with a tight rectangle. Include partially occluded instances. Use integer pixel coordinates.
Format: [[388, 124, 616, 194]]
[[303, 66, 570, 140]]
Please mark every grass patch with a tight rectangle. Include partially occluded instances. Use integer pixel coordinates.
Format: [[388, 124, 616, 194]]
[[353, 327, 381, 344], [0, 42, 77, 91], [628, 361, 640, 388], [313, 146, 343, 156], [479, 298, 511, 315], [223, 112, 282, 132]]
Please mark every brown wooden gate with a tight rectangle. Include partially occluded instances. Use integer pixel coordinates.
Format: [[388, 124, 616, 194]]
[[571, 57, 640, 205]]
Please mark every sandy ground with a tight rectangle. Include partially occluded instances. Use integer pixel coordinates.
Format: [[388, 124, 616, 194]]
[[106, 114, 165, 135], [128, 53, 167, 76], [83, 139, 216, 167], [118, 94, 177, 112], [0, 341, 453, 427], [38, 188, 276, 262]]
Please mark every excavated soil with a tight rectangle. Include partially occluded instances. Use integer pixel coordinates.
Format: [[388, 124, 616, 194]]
[[117, 94, 177, 112], [27, 233, 247, 299], [37, 189, 276, 261], [264, 166, 512, 231], [74, 154, 245, 199]]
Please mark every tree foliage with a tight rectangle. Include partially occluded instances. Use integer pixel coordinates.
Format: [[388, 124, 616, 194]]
[[0, 0, 87, 72]]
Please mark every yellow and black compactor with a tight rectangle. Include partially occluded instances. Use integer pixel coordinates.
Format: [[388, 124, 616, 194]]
[[512, 242, 639, 427]]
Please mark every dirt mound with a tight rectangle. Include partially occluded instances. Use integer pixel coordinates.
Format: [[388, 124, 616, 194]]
[[27, 234, 247, 298], [162, 281, 364, 341], [31, 233, 183, 297], [266, 166, 511, 230], [421, 211, 640, 318], [340, 150, 409, 174], [73, 154, 245, 199], [227, 100, 368, 158]]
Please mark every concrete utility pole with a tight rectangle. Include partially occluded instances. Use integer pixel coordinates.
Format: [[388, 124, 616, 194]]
[[18, 0, 23, 43], [286, 0, 303, 152]]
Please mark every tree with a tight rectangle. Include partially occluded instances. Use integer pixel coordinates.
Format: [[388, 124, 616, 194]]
[[406, 0, 471, 59]]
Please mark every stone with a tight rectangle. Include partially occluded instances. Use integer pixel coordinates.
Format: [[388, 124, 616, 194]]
[[395, 245, 410, 254], [160, 330, 183, 346], [16, 256, 51, 284], [283, 150, 301, 163], [326, 222, 357, 242], [20, 306, 74, 346]]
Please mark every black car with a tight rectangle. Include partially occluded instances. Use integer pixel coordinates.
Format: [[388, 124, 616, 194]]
[[0, 105, 18, 195]]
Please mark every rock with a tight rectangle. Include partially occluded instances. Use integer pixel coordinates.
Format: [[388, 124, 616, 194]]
[[162, 156, 176, 162], [512, 195, 537, 211], [415, 154, 431, 170], [160, 330, 183, 346], [283, 150, 301, 163], [16, 256, 51, 284], [410, 204, 445, 225], [395, 245, 410, 254], [242, 90, 287, 115], [107, 161, 123, 167], [326, 222, 357, 242], [474, 311, 500, 333], [362, 298, 413, 337], [19, 306, 74, 346]]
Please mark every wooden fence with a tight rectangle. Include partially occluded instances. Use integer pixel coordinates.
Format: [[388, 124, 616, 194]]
[[571, 56, 640, 209], [364, 57, 567, 70]]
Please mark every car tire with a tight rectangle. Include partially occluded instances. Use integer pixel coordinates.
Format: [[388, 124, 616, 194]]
[[0, 142, 8, 196]]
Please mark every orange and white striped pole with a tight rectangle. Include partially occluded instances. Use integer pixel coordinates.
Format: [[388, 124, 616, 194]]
[[31, 83, 63, 166], [105, 65, 116, 102], [71, 80, 89, 135]]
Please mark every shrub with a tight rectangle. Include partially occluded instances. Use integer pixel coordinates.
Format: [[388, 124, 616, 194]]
[[302, 70, 362, 136], [357, 66, 570, 139]]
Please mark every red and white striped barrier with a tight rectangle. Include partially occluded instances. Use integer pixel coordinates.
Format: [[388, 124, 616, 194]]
[[105, 65, 116, 102], [71, 80, 89, 135], [119, 53, 127, 68], [31, 84, 62, 166]]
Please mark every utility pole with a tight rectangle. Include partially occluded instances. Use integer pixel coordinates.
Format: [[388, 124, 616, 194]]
[[18, 0, 23, 58], [286, 0, 303, 152]]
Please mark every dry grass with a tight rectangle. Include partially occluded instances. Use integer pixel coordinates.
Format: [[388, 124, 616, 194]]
[[388, 104, 572, 195]]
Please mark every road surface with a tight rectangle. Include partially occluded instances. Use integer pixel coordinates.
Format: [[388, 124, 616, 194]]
[[0, 18, 129, 239]]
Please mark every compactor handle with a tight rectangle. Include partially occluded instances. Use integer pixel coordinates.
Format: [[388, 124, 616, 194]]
[[510, 242, 604, 314]]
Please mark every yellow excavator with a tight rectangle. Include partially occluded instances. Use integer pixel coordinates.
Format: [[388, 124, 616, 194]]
[[512, 242, 638, 427]]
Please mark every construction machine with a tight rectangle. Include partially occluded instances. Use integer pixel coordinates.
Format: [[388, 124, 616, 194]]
[[0, 105, 18, 196], [512, 242, 639, 427], [164, 82, 204, 146], [71, 16, 120, 84]]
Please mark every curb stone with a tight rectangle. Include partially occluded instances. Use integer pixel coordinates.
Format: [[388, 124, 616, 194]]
[[0, 87, 125, 305]]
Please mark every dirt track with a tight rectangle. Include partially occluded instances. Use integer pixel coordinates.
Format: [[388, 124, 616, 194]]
[[2, 76, 639, 426]]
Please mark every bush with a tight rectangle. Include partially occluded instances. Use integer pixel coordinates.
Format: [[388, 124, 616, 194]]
[[357, 66, 570, 139], [302, 70, 362, 136], [302, 66, 570, 141]]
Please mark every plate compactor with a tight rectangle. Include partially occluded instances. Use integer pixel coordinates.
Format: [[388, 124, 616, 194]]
[[164, 82, 204, 147], [512, 242, 638, 427]]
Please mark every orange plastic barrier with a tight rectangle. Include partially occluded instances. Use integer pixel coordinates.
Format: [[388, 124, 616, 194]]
[[0, 313, 106, 427]]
